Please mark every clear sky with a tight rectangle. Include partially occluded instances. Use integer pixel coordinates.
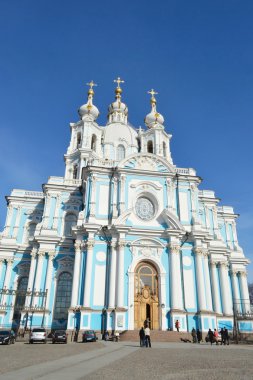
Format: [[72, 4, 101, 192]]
[[0, 0, 252, 280]]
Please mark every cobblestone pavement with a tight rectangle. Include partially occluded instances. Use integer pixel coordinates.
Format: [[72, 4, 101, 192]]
[[0, 341, 252, 380], [85, 342, 253, 380], [0, 341, 103, 375]]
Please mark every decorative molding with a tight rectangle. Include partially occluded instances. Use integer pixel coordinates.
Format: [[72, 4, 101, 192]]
[[169, 244, 181, 254]]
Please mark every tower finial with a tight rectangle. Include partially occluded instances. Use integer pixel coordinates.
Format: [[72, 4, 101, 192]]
[[113, 77, 125, 100], [86, 80, 97, 96], [85, 80, 97, 110], [147, 89, 158, 105]]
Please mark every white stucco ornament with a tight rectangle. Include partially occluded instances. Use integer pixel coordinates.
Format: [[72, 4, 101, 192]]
[[135, 197, 155, 220]]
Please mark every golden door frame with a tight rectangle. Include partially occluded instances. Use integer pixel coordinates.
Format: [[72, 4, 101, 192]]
[[134, 261, 159, 330]]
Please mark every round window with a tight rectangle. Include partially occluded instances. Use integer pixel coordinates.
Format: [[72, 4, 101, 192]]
[[135, 197, 155, 221]]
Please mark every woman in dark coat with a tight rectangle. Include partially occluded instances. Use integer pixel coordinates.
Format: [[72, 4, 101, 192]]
[[139, 327, 145, 347]]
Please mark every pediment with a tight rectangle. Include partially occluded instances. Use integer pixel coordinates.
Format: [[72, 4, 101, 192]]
[[113, 208, 185, 232], [119, 154, 175, 173]]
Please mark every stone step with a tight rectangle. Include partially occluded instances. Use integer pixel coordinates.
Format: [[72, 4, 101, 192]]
[[120, 330, 192, 342]]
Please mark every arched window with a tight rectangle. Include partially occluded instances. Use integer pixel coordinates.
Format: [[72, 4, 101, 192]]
[[91, 134, 97, 151], [137, 138, 141, 153], [64, 213, 77, 236], [135, 262, 158, 296], [73, 164, 78, 180], [54, 272, 72, 320], [147, 140, 153, 153], [163, 142, 166, 157], [13, 276, 28, 320], [77, 132, 81, 148], [117, 144, 125, 161]]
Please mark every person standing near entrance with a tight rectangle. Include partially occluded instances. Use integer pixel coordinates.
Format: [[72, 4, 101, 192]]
[[144, 326, 151, 347], [175, 319, 180, 332], [139, 327, 145, 347]]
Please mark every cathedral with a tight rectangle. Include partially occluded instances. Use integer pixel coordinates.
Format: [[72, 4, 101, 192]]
[[0, 78, 252, 334]]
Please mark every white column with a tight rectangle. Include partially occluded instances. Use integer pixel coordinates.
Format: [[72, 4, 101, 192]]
[[71, 241, 82, 306], [239, 271, 251, 313], [112, 177, 118, 219], [52, 194, 60, 229], [128, 272, 135, 330], [119, 175, 126, 213], [109, 241, 117, 308], [219, 262, 233, 315], [3, 205, 13, 237], [190, 184, 197, 221], [225, 223, 233, 249], [89, 175, 96, 217], [33, 251, 45, 306], [169, 243, 183, 310], [45, 252, 55, 309], [42, 193, 51, 228], [159, 273, 167, 330], [194, 248, 206, 311], [13, 206, 22, 238], [34, 252, 45, 291], [0, 259, 4, 283], [203, 252, 213, 311], [204, 206, 210, 231], [210, 261, 221, 313], [25, 248, 38, 307], [83, 240, 94, 307], [230, 270, 240, 313], [116, 240, 125, 308], [2, 258, 14, 304], [166, 179, 172, 211], [231, 222, 238, 243]]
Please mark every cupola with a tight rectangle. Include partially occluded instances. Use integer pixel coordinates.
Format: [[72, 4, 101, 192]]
[[107, 77, 128, 124], [144, 89, 164, 128], [78, 80, 99, 121]]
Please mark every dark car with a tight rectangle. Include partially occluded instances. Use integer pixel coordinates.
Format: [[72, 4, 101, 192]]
[[52, 330, 67, 344], [82, 330, 97, 343], [0, 330, 15, 345]]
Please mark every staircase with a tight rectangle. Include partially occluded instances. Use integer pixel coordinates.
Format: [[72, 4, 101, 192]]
[[120, 330, 192, 342]]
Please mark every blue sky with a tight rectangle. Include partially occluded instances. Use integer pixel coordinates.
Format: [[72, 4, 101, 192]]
[[0, 0, 253, 280]]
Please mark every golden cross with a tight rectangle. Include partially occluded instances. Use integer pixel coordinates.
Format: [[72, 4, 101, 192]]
[[114, 77, 125, 88], [86, 80, 97, 90], [148, 89, 158, 97]]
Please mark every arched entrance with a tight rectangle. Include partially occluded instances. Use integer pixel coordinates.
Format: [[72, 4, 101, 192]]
[[134, 262, 159, 330]]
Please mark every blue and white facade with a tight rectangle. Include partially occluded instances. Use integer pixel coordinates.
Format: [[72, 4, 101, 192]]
[[0, 80, 252, 334]]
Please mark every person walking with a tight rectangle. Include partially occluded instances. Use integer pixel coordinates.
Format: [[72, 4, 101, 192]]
[[224, 328, 229, 345], [144, 326, 151, 348], [197, 329, 202, 343], [213, 329, 219, 345], [219, 328, 225, 345], [191, 328, 197, 343], [175, 319, 180, 332], [139, 327, 145, 347], [208, 328, 214, 345]]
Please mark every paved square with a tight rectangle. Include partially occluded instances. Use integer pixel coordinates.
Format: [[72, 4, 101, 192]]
[[0, 341, 252, 380]]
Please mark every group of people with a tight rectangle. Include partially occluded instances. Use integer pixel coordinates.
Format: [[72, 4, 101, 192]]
[[139, 319, 151, 347], [207, 327, 230, 345], [176, 319, 230, 346], [191, 328, 202, 343]]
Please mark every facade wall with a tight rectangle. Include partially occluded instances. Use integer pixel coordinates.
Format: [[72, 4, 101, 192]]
[[0, 89, 252, 334]]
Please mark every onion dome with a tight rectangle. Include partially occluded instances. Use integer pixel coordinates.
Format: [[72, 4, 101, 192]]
[[107, 77, 128, 124], [78, 80, 99, 121], [144, 89, 164, 128]]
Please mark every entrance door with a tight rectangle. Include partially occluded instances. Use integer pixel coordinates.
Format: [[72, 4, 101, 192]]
[[134, 262, 159, 330]]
